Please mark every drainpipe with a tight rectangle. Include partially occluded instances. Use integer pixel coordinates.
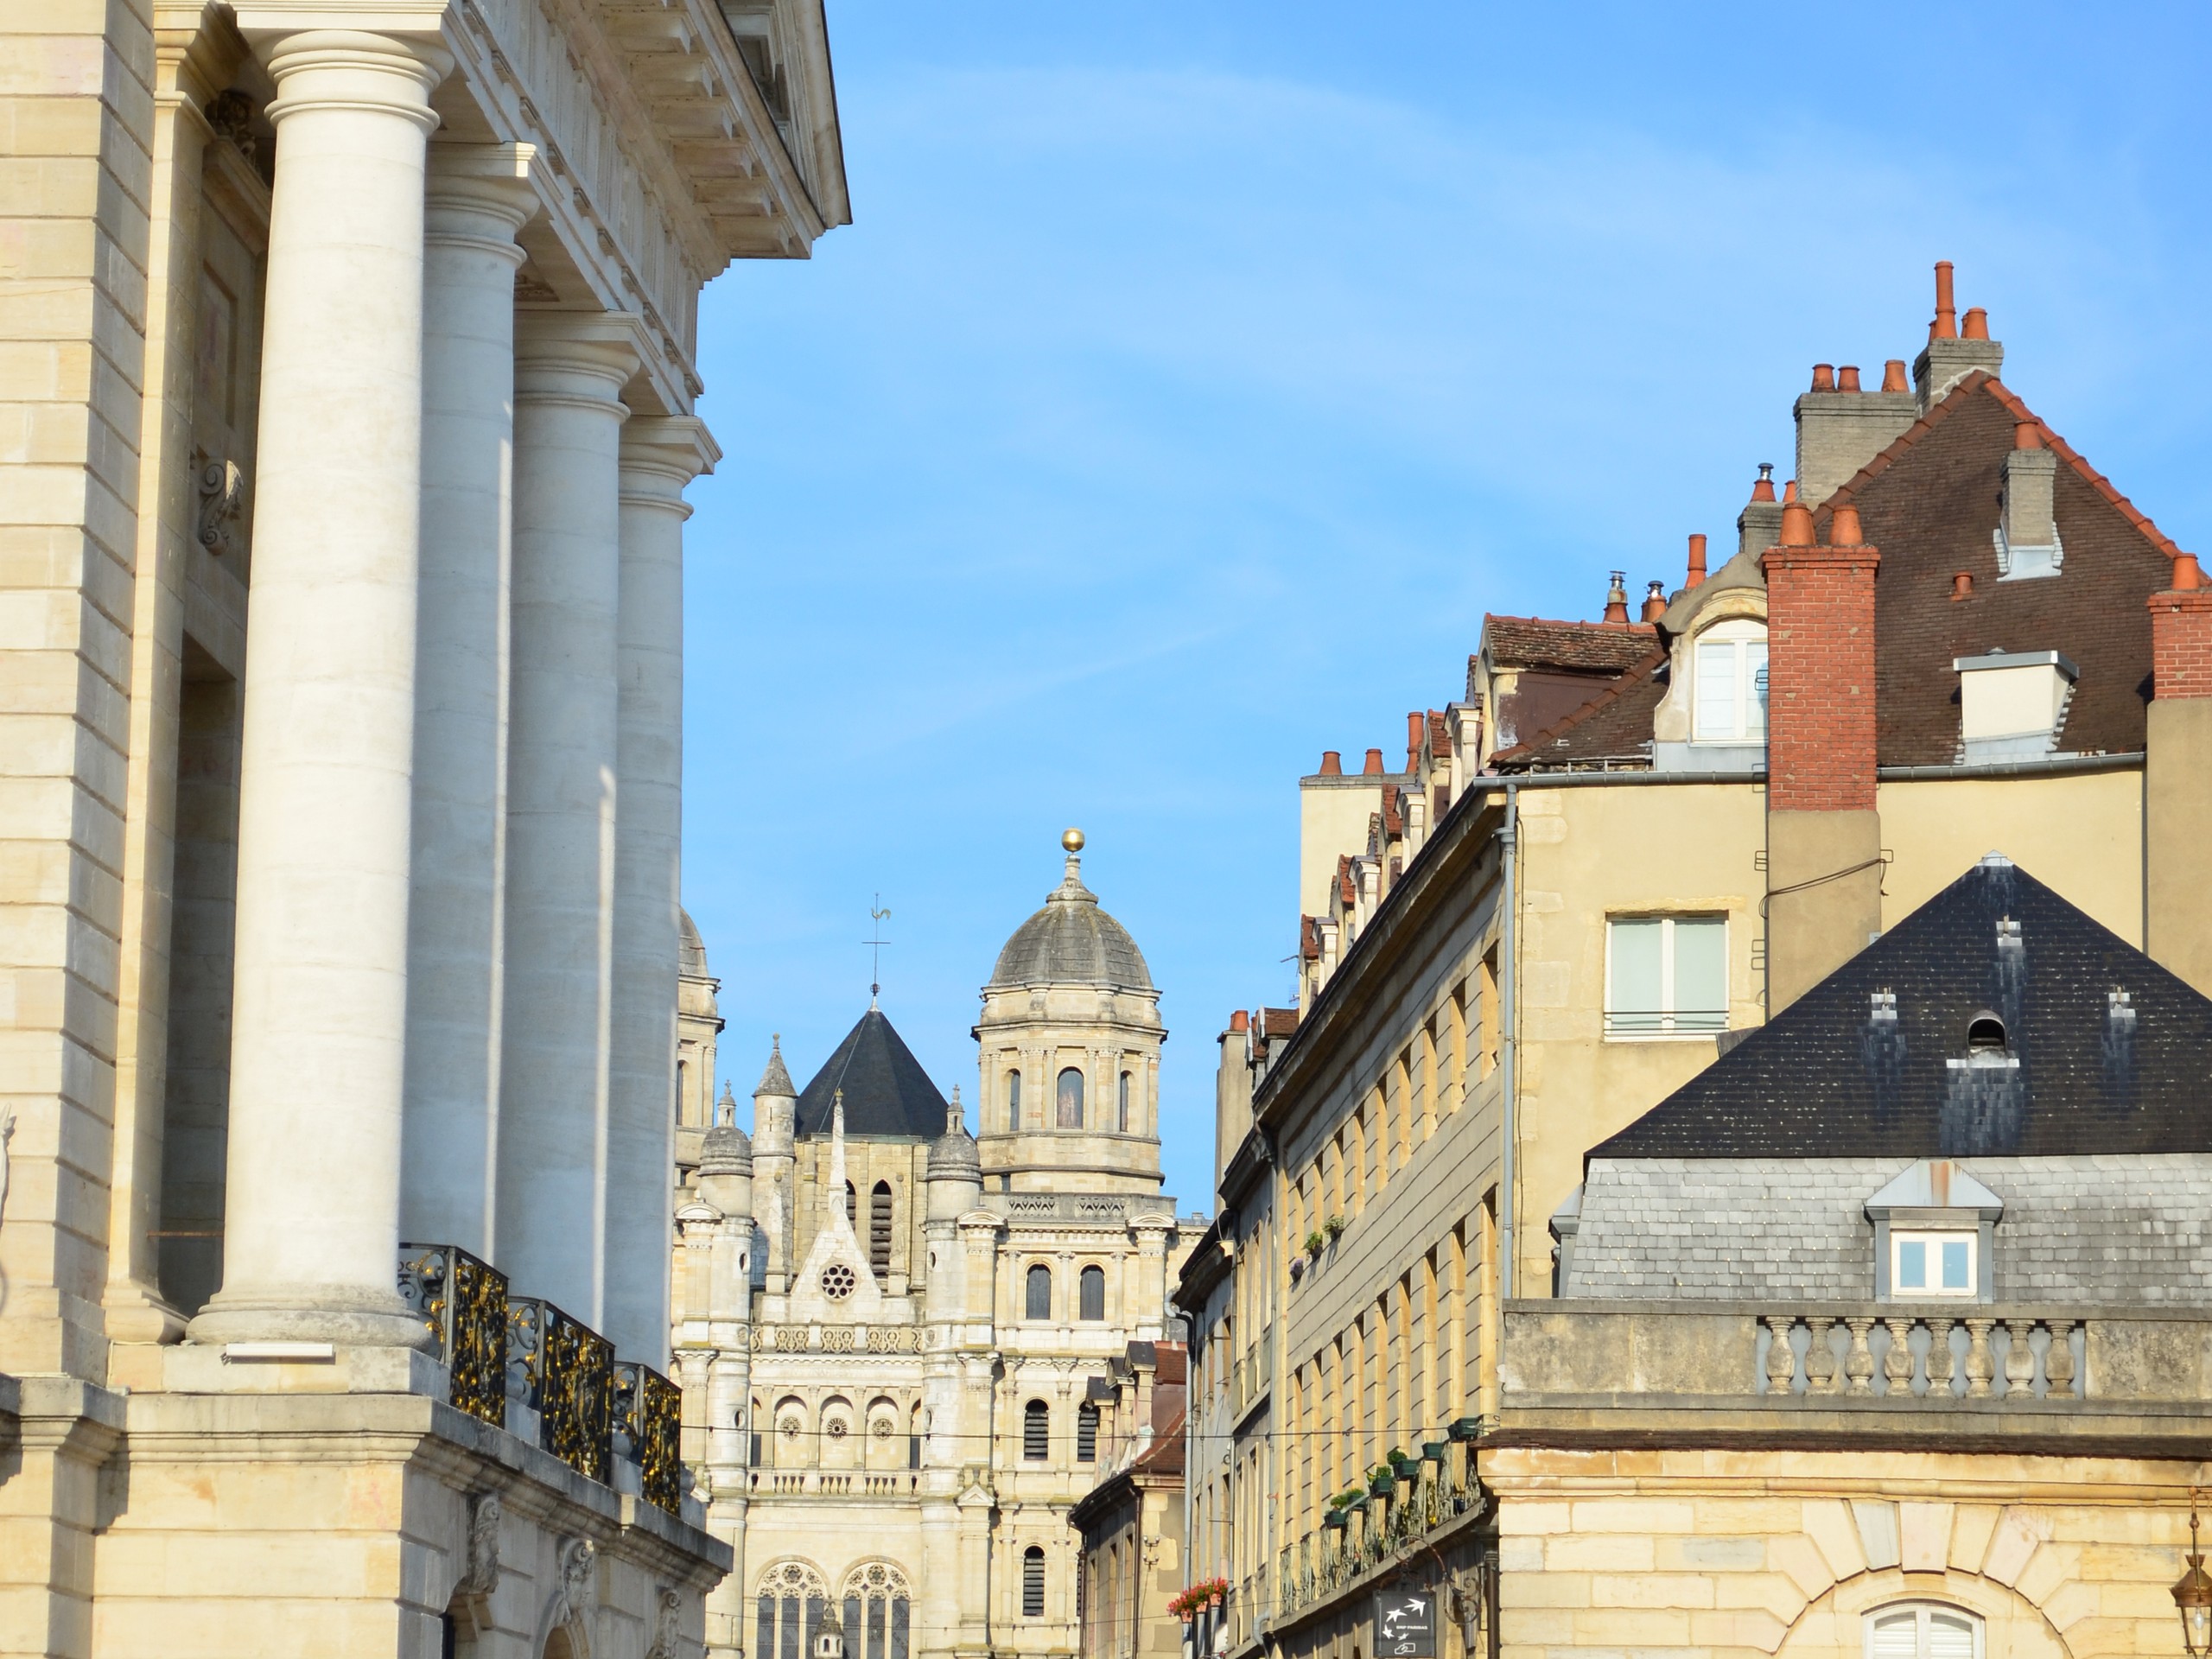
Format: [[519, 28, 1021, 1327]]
[[1497, 785, 1520, 1300]]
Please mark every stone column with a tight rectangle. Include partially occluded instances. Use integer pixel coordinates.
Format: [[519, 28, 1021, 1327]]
[[399, 143, 537, 1264], [602, 417, 717, 1365], [495, 314, 636, 1325], [189, 30, 449, 1350]]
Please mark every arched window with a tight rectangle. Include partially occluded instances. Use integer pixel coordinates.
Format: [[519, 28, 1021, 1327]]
[[1021, 1547, 1046, 1618], [1077, 1401, 1099, 1462], [844, 1181, 856, 1227], [868, 1182, 893, 1276], [1026, 1262, 1052, 1321], [1023, 1399, 1050, 1461], [841, 1562, 912, 1659], [1117, 1071, 1131, 1132], [1057, 1067, 1084, 1128], [1078, 1264, 1105, 1321], [756, 1560, 830, 1659], [1866, 1603, 1978, 1658], [1006, 1069, 1021, 1131], [1691, 617, 1769, 741]]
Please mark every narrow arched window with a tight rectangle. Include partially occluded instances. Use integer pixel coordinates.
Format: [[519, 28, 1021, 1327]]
[[1078, 1264, 1105, 1321], [1021, 1547, 1046, 1618], [1023, 1398, 1049, 1461], [1057, 1067, 1084, 1128], [1026, 1262, 1052, 1321], [1117, 1071, 1131, 1132], [868, 1181, 893, 1276], [1077, 1402, 1099, 1462], [1006, 1069, 1021, 1131], [845, 1181, 856, 1227]]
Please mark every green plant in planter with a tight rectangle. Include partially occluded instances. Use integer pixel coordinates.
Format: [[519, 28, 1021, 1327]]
[[1304, 1231, 1325, 1257], [1323, 1216, 1346, 1243], [1367, 1465, 1395, 1496], [1387, 1448, 1414, 1474]]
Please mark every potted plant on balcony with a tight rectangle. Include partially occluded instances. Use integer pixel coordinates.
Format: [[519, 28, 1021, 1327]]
[[1367, 1465, 1394, 1497], [1304, 1230, 1325, 1259], [1323, 1216, 1345, 1245], [1206, 1577, 1227, 1611]]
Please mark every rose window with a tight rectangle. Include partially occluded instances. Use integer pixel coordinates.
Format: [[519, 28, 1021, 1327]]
[[826, 1418, 849, 1439], [822, 1262, 856, 1300]]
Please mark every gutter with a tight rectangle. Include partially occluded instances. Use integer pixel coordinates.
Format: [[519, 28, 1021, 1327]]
[[1876, 751, 2142, 781], [1498, 784, 1519, 1299]]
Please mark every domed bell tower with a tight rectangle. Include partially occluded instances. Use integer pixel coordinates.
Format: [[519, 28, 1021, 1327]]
[[975, 830, 1165, 1195]]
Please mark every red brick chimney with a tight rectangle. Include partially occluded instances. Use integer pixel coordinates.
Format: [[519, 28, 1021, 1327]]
[[1761, 500, 1884, 1009], [2147, 551, 2212, 993]]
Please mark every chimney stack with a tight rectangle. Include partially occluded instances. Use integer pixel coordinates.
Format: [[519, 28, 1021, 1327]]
[[1761, 498, 1884, 1012], [1915, 260, 2003, 411], [1407, 710, 1425, 772], [1641, 581, 1666, 622], [1796, 345, 1918, 507], [1998, 418, 2059, 578], [1603, 571, 1630, 624], [1737, 463, 1783, 559], [1685, 532, 1708, 590], [2147, 551, 2212, 994], [1362, 748, 1384, 777]]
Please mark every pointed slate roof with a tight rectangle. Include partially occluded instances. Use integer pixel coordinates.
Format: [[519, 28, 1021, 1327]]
[[754, 1033, 795, 1097], [1592, 855, 2212, 1160], [793, 1008, 950, 1139]]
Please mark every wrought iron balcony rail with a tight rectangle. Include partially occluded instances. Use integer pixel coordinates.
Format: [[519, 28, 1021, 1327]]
[[1278, 1441, 1483, 1616], [508, 1295, 615, 1484], [397, 1242, 509, 1428], [613, 1360, 683, 1511]]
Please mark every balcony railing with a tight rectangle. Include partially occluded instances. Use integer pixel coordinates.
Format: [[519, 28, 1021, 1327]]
[[613, 1360, 683, 1510], [397, 1242, 508, 1428], [1759, 1310, 2081, 1400], [1278, 1439, 1483, 1616], [508, 1295, 615, 1485]]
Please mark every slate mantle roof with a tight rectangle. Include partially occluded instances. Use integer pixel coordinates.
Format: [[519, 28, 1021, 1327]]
[[793, 1007, 950, 1140], [1592, 855, 2212, 1161]]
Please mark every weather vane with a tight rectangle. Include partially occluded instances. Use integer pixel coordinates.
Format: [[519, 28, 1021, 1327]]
[[866, 896, 892, 1007]]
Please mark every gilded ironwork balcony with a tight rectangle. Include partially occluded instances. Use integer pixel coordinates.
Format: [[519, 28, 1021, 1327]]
[[397, 1242, 509, 1428], [507, 1296, 613, 1484], [613, 1359, 683, 1513]]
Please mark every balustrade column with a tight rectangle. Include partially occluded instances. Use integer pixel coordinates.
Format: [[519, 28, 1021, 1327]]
[[189, 29, 451, 1350], [602, 417, 717, 1365], [495, 315, 637, 1325], [400, 143, 537, 1262]]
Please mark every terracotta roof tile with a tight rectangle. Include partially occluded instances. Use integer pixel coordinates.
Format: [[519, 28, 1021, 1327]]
[[1491, 647, 1668, 769], [1481, 614, 1659, 671]]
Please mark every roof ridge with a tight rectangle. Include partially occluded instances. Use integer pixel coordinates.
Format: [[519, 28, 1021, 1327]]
[[1491, 645, 1668, 767]]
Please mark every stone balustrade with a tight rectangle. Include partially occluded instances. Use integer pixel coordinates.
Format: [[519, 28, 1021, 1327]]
[[1758, 1309, 2082, 1400], [747, 1470, 922, 1497], [751, 1322, 925, 1354]]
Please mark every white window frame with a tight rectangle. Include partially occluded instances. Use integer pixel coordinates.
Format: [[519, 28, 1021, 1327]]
[[1891, 1230, 1979, 1300], [1604, 914, 1730, 1039], [1690, 619, 1770, 742], [1863, 1600, 1983, 1657]]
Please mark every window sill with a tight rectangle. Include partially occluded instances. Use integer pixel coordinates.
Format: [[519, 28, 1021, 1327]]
[[1602, 1028, 1727, 1043]]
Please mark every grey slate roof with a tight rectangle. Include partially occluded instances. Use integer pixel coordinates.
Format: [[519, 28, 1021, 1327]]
[[987, 857, 1153, 991], [793, 1008, 950, 1140], [1592, 855, 2212, 1160]]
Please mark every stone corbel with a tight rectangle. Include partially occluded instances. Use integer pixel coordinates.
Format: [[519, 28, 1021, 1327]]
[[196, 454, 246, 553]]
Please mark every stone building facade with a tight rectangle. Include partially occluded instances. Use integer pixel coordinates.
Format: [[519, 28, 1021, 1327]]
[[669, 838, 1195, 1659], [0, 0, 846, 1652], [1181, 264, 2212, 1659]]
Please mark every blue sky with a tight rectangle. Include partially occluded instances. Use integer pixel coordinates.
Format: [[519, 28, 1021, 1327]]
[[682, 3, 2212, 1211]]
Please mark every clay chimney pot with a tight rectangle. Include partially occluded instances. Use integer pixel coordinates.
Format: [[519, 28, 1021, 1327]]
[[1837, 365, 1862, 393], [1961, 306, 1990, 341], [1882, 359, 1909, 393], [1951, 571, 1974, 601], [1686, 531, 1708, 589], [1641, 582, 1666, 622], [1602, 570, 1630, 624], [1782, 480, 1799, 504], [1810, 363, 1835, 393], [1932, 260, 1957, 340], [1319, 749, 1343, 777], [1779, 501, 1815, 547], [1362, 748, 1385, 777], [2175, 553, 2206, 593], [1406, 710, 1423, 769], [2012, 419, 2043, 451], [1229, 1009, 1249, 1033], [1829, 505, 1865, 545], [1751, 463, 1777, 504]]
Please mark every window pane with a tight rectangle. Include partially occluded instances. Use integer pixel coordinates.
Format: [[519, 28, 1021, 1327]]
[[1745, 642, 1769, 736], [1929, 1612, 1978, 1659], [1079, 1265, 1105, 1321], [780, 1599, 800, 1659], [1869, 1612, 1919, 1659], [891, 1599, 910, 1659], [1610, 920, 1663, 1029], [1898, 1241, 1926, 1290], [759, 1599, 776, 1659], [1942, 1240, 1970, 1291], [1057, 1067, 1084, 1128], [844, 1598, 863, 1659], [1027, 1264, 1052, 1320], [1007, 1071, 1021, 1130], [1695, 641, 1738, 739], [1672, 918, 1726, 1028]]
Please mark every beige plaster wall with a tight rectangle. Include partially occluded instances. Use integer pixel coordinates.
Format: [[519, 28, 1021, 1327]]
[[1300, 778, 1389, 919]]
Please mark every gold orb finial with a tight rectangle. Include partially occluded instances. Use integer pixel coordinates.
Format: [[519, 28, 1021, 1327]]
[[1062, 827, 1085, 853]]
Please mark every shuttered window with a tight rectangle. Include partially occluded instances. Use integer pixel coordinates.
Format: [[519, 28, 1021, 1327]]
[[1078, 1265, 1105, 1321], [1021, 1548, 1046, 1618], [1023, 1399, 1049, 1461], [1026, 1263, 1052, 1320], [1868, 1605, 1980, 1658], [1077, 1402, 1098, 1462], [868, 1182, 893, 1277]]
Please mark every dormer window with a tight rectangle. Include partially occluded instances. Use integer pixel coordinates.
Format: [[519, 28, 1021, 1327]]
[[1954, 650, 2076, 761], [1891, 1230, 1976, 1298], [1691, 620, 1768, 741], [1866, 1160, 2003, 1303], [1966, 1013, 2006, 1052]]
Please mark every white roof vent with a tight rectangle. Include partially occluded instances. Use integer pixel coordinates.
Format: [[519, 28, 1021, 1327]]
[[1954, 650, 2077, 763]]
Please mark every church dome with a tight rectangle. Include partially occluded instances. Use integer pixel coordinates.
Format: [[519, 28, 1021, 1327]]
[[700, 1121, 753, 1175], [987, 838, 1153, 992], [680, 908, 709, 977], [927, 1118, 980, 1179]]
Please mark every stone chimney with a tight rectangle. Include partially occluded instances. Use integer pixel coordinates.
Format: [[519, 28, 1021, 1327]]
[[1914, 260, 2003, 411], [1215, 1011, 1254, 1186], [1997, 419, 2060, 578], [1796, 353, 1918, 509], [2146, 552, 2212, 993], [1762, 501, 1884, 1013], [1737, 463, 1782, 560]]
